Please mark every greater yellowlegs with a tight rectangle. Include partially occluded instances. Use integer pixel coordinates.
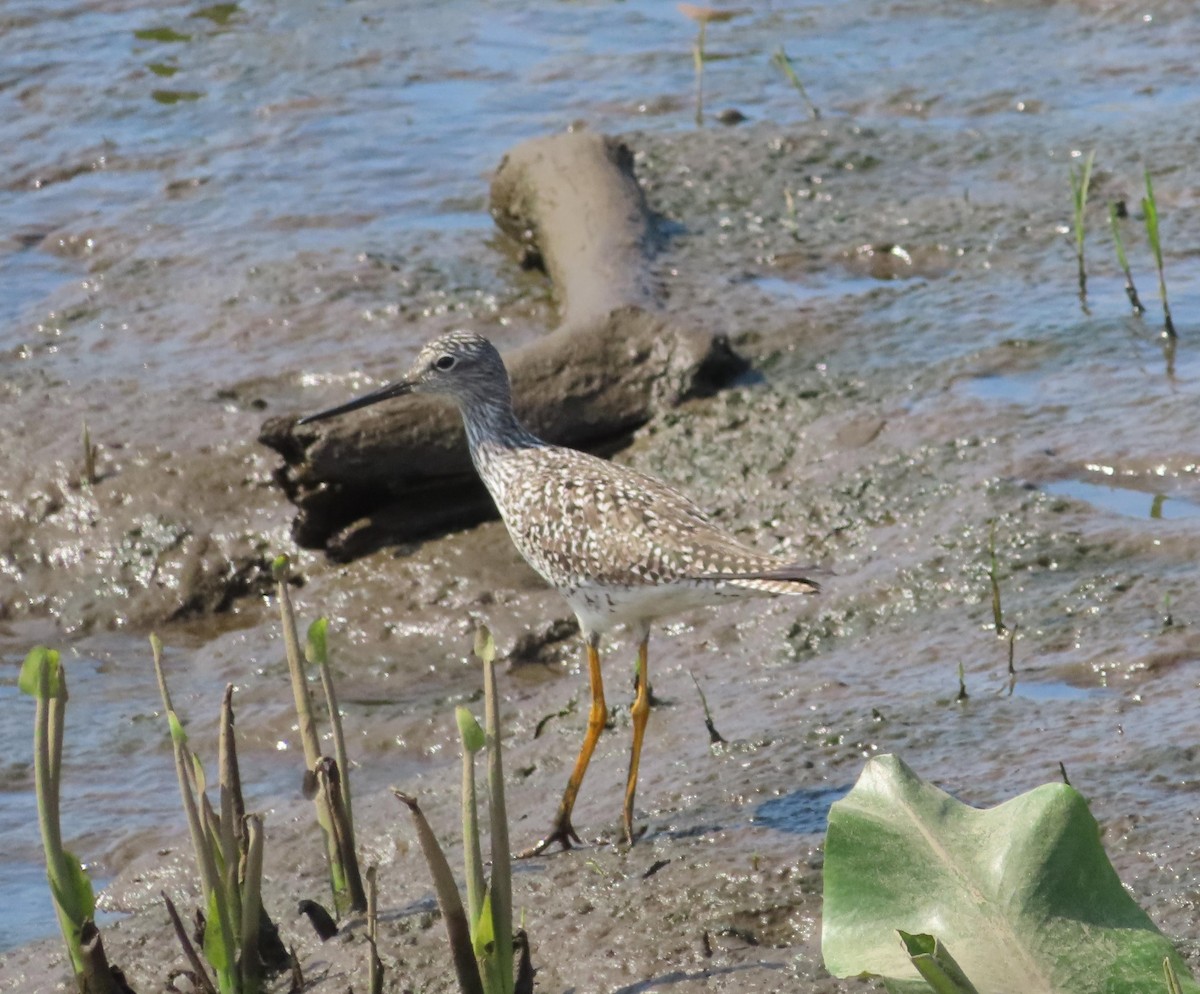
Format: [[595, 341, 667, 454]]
[[298, 331, 820, 851]]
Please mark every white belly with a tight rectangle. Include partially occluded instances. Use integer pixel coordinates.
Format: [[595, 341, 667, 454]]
[[562, 579, 752, 637]]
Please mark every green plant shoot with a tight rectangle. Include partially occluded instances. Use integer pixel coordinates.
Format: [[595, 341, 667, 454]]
[[898, 931, 981, 994], [21, 649, 93, 984], [153, 635, 268, 993], [274, 556, 366, 914], [987, 519, 1005, 635], [1142, 168, 1176, 338], [772, 47, 820, 120], [678, 4, 741, 126], [1107, 201, 1145, 315], [397, 624, 532, 994], [1068, 149, 1095, 310]]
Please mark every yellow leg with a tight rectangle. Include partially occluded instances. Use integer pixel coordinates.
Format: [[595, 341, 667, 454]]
[[521, 636, 607, 856], [622, 635, 651, 846]]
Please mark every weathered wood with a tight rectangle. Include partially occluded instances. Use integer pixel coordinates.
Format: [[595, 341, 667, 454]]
[[490, 130, 659, 328], [260, 131, 745, 557], [261, 311, 741, 557]]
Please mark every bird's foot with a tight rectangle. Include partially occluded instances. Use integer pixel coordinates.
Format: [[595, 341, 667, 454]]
[[517, 815, 582, 858], [620, 820, 648, 849]]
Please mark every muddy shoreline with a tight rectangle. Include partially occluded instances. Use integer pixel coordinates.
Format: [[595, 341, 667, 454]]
[[4, 7, 1200, 991]]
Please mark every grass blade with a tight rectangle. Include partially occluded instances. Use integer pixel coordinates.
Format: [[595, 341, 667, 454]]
[[987, 519, 1005, 635], [395, 790, 485, 994], [1107, 201, 1145, 315], [1068, 150, 1095, 310], [772, 47, 820, 120], [1142, 168, 1176, 338]]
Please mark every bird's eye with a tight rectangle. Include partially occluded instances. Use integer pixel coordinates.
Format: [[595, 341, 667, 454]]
[[434, 354, 456, 371]]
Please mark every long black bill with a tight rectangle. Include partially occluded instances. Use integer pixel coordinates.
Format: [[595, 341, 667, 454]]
[[296, 378, 414, 425]]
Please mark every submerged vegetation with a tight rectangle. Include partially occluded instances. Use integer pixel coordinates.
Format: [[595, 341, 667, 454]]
[[677, 3, 742, 126], [1071, 152, 1180, 340], [772, 46, 820, 120], [986, 519, 1005, 636], [1107, 200, 1146, 316], [1142, 168, 1177, 339], [1068, 149, 1095, 311]]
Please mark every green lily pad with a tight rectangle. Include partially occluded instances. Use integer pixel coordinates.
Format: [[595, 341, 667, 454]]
[[822, 754, 1199, 994]]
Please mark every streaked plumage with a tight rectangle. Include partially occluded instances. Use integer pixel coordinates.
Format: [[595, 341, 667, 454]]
[[299, 330, 820, 850]]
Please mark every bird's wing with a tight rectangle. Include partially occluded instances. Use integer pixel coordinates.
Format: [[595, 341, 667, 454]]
[[505, 446, 814, 590]]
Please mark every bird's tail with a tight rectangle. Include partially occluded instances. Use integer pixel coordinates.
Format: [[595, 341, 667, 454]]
[[701, 562, 823, 596]]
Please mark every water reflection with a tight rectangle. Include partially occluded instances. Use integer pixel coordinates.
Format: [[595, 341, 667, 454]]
[[754, 784, 850, 835], [1044, 479, 1200, 522]]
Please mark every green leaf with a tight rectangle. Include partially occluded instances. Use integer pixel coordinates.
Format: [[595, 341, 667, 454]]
[[191, 752, 207, 795], [19, 647, 62, 698], [473, 625, 495, 665], [822, 754, 1200, 994], [48, 849, 95, 927], [473, 888, 495, 961], [395, 790, 484, 994], [306, 617, 329, 665], [457, 706, 486, 754], [473, 889, 505, 994], [203, 887, 229, 974], [1142, 166, 1166, 274], [167, 709, 187, 746]]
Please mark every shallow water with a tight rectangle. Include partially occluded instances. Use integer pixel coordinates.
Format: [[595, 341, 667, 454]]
[[2, 0, 1199, 977]]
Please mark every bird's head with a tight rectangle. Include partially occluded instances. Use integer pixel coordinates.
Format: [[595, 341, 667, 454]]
[[297, 331, 508, 425]]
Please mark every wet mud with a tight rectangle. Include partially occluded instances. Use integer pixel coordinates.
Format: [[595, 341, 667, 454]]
[[3, 0, 1200, 991]]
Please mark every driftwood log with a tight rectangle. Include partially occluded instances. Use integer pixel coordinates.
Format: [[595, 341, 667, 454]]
[[260, 131, 745, 558]]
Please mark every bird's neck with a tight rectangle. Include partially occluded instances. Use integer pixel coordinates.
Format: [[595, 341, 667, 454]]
[[460, 395, 545, 469]]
